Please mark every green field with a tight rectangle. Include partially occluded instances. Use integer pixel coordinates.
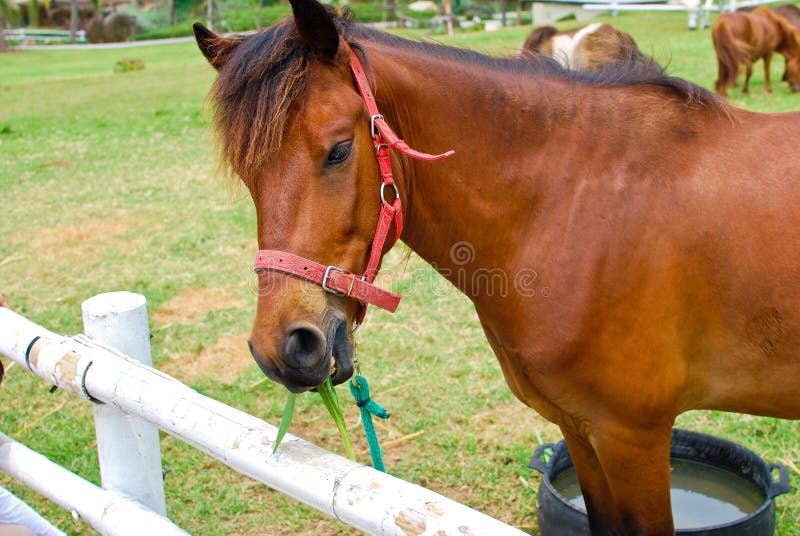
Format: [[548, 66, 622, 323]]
[[1, 9, 800, 535]]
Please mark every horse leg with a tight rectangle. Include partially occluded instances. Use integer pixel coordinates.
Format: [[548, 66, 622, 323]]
[[742, 60, 753, 93], [560, 427, 618, 535], [587, 422, 674, 535], [716, 57, 731, 96], [763, 53, 773, 93]]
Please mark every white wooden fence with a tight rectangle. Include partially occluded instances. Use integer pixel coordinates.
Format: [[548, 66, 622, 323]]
[[0, 292, 528, 536], [532, 0, 783, 29], [3, 28, 87, 43]]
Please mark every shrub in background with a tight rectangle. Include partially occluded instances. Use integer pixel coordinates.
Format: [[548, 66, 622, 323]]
[[87, 12, 139, 42]]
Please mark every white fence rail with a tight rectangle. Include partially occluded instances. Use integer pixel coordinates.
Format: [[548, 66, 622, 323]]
[[0, 432, 189, 536], [0, 293, 527, 536], [3, 28, 87, 43], [533, 0, 782, 29], [583, 0, 783, 27]]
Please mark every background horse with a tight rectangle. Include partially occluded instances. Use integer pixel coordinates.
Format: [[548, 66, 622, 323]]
[[195, 1, 800, 534], [740, 4, 800, 81], [520, 22, 660, 73], [712, 6, 800, 95]]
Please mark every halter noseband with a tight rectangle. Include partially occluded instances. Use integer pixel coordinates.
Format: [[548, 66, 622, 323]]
[[253, 48, 454, 325]]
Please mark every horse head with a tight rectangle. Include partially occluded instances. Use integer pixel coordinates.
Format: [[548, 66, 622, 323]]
[[784, 57, 800, 92], [776, 20, 800, 92], [194, 0, 390, 392]]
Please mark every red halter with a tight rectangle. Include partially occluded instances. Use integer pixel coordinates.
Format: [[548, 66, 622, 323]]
[[253, 49, 454, 325]]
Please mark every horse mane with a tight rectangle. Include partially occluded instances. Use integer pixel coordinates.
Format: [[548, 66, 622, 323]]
[[210, 9, 725, 184], [346, 20, 717, 103]]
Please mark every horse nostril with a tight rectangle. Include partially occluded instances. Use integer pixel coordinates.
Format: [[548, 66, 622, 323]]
[[284, 324, 326, 370]]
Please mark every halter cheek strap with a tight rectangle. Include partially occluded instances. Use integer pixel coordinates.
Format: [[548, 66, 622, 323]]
[[253, 48, 454, 325]]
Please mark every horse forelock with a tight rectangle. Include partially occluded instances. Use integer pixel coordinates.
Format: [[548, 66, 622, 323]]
[[209, 10, 373, 187], [209, 20, 305, 187]]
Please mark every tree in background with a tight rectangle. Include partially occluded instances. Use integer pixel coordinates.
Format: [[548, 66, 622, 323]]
[[0, 0, 18, 51], [29, 0, 39, 26], [205, 0, 213, 30], [69, 0, 78, 40], [91, 0, 102, 32], [25, 0, 51, 28], [443, 0, 453, 35]]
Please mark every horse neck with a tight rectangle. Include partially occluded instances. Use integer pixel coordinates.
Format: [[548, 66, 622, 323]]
[[362, 42, 563, 299]]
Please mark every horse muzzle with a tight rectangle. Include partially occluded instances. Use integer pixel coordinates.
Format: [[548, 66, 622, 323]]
[[248, 312, 354, 393]]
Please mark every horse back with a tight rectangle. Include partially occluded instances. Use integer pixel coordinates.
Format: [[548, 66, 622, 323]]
[[522, 23, 654, 73], [774, 4, 800, 28], [575, 23, 653, 71], [715, 10, 779, 57]]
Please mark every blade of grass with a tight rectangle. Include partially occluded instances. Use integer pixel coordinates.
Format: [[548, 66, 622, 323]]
[[318, 379, 355, 460], [273, 392, 297, 454]]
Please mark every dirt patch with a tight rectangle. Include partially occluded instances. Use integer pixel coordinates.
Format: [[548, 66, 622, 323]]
[[152, 286, 245, 327], [39, 160, 72, 169], [160, 332, 253, 385], [27, 218, 139, 251]]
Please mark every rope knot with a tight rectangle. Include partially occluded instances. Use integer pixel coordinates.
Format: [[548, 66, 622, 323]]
[[350, 375, 390, 419], [349, 374, 390, 472]]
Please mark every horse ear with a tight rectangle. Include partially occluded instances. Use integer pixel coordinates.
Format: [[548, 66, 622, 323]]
[[288, 0, 340, 60], [193, 22, 239, 70]]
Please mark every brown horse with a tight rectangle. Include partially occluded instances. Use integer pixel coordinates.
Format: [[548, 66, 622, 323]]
[[194, 2, 800, 534], [740, 4, 800, 81], [712, 6, 800, 96], [521, 22, 660, 73]]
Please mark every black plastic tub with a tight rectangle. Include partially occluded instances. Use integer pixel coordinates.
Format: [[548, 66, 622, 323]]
[[528, 428, 791, 536]]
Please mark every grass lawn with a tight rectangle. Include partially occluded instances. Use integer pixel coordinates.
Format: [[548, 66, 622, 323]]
[[1, 9, 800, 535]]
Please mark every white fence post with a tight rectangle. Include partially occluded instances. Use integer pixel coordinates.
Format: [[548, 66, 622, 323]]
[[81, 292, 167, 516]]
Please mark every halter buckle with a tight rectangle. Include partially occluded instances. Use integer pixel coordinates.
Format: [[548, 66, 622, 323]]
[[322, 265, 358, 297]]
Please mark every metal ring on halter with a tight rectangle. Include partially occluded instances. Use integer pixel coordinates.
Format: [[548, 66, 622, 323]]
[[380, 182, 400, 205], [370, 114, 384, 139]]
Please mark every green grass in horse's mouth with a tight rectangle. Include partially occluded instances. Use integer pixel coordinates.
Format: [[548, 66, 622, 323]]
[[273, 377, 355, 460]]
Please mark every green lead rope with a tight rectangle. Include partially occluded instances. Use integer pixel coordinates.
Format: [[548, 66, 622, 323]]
[[349, 375, 390, 472]]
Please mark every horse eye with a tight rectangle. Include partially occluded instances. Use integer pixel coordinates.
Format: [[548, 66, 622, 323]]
[[325, 141, 352, 167]]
